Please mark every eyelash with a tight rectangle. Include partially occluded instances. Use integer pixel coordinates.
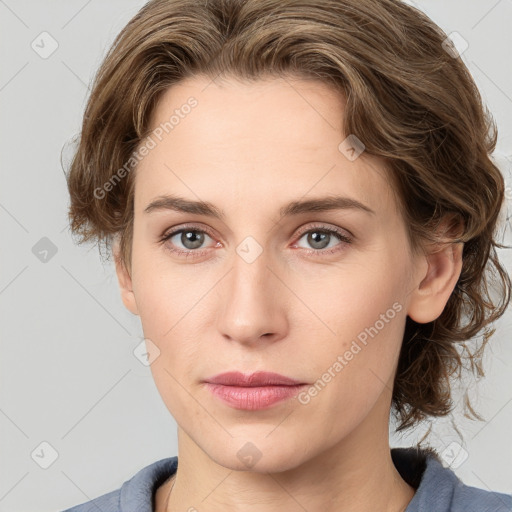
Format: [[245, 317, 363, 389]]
[[159, 223, 353, 258]]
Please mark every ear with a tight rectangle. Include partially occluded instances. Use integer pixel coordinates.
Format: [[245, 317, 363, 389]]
[[113, 239, 139, 316], [407, 219, 464, 324]]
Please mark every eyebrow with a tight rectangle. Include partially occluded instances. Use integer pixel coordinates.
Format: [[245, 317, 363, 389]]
[[143, 194, 375, 218]]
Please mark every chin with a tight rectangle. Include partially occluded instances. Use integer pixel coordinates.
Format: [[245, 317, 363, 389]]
[[205, 434, 310, 474]]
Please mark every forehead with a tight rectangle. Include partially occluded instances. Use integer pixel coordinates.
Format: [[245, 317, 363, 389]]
[[134, 75, 395, 218]]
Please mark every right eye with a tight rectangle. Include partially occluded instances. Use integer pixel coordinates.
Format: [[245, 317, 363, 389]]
[[160, 225, 218, 257]]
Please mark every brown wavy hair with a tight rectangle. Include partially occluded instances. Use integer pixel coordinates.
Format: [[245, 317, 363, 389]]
[[65, 0, 511, 430]]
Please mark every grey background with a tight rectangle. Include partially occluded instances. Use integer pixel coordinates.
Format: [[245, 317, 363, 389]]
[[1, 1, 511, 510]]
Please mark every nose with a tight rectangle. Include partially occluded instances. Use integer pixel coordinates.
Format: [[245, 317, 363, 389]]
[[215, 247, 289, 347]]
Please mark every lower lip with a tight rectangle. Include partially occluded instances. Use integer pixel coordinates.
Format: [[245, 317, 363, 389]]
[[204, 383, 307, 410]]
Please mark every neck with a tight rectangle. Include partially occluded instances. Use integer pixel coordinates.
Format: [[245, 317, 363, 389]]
[[156, 410, 415, 512], [165, 444, 413, 512]]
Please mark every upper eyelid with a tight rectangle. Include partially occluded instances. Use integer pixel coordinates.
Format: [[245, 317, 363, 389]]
[[162, 223, 215, 239], [295, 223, 352, 238]]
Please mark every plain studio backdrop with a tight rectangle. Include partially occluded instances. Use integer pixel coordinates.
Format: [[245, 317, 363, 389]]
[[1, 1, 511, 511]]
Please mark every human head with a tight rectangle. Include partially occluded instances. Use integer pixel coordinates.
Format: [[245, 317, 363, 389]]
[[66, 0, 510, 444]]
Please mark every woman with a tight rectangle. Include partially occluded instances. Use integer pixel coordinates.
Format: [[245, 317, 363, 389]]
[[63, 0, 512, 510]]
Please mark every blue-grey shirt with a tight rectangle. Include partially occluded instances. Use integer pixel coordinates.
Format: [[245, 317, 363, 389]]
[[61, 447, 512, 511]]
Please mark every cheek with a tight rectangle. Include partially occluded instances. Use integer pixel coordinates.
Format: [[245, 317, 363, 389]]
[[131, 244, 211, 336], [292, 256, 406, 341], [130, 253, 217, 389], [294, 279, 406, 429], [290, 255, 408, 397]]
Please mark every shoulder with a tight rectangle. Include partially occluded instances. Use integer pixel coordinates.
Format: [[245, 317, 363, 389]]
[[60, 456, 178, 512], [392, 447, 512, 512], [451, 483, 512, 512], [61, 488, 121, 512]]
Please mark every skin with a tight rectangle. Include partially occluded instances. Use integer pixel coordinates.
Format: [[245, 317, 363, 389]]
[[114, 75, 463, 511]]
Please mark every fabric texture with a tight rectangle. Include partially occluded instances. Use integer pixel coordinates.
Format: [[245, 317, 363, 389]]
[[61, 447, 512, 512]]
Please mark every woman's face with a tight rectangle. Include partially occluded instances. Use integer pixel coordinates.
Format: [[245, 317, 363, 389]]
[[118, 75, 428, 472]]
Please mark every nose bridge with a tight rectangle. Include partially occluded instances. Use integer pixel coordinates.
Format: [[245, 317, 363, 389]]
[[216, 240, 287, 344], [235, 245, 272, 298], [229, 243, 274, 316], [227, 228, 274, 298]]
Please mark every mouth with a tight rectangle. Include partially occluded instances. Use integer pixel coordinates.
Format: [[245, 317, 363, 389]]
[[204, 371, 304, 387], [203, 371, 308, 410]]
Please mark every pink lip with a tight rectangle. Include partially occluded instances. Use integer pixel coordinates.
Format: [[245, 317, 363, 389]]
[[203, 371, 307, 410], [204, 371, 303, 386]]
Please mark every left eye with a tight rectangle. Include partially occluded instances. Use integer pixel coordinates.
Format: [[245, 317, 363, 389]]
[[295, 228, 351, 251]]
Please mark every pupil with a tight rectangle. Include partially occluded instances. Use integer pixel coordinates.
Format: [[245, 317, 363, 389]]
[[309, 231, 329, 249], [183, 231, 204, 249]]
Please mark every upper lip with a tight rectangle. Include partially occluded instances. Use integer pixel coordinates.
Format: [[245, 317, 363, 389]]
[[204, 371, 304, 387]]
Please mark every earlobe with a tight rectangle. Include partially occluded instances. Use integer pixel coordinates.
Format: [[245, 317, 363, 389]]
[[407, 241, 463, 324], [113, 243, 139, 316]]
